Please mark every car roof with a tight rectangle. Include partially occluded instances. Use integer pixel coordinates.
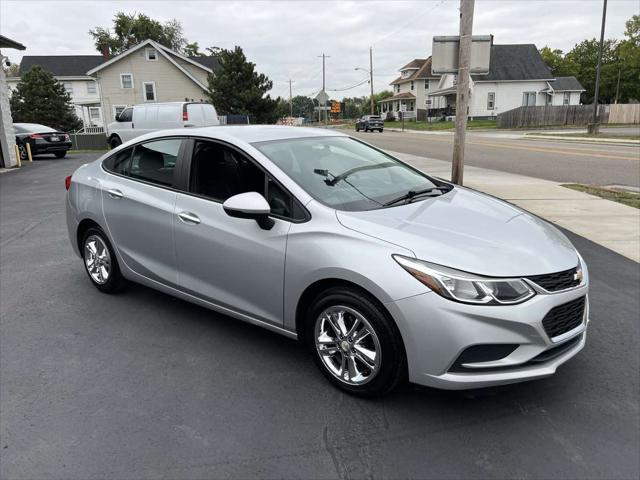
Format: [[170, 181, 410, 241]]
[[136, 125, 349, 145]]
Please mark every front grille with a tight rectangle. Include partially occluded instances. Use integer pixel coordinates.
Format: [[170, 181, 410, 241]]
[[542, 296, 586, 339], [526, 267, 580, 292]]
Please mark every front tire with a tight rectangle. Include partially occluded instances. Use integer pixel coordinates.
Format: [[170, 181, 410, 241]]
[[109, 136, 122, 149], [305, 287, 406, 397], [81, 227, 127, 293], [17, 143, 27, 161], [55, 151, 67, 158]]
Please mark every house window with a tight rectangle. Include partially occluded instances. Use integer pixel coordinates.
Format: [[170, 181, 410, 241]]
[[88, 107, 101, 122], [563, 92, 570, 105], [410, 81, 415, 91], [63, 82, 73, 95], [113, 105, 128, 120], [86, 82, 97, 94], [120, 74, 133, 89], [143, 81, 156, 102], [424, 80, 429, 89], [487, 92, 495, 110], [522, 91, 536, 106], [146, 49, 158, 61]]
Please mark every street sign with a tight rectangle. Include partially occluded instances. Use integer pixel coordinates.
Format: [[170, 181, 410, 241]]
[[400, 104, 407, 112], [315, 90, 329, 104], [432, 35, 491, 75], [331, 101, 341, 113]]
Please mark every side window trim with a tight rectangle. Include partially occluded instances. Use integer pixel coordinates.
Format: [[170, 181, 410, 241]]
[[101, 136, 188, 191], [182, 136, 310, 223]]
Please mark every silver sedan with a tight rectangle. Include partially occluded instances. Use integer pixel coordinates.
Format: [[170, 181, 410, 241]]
[[65, 126, 589, 396]]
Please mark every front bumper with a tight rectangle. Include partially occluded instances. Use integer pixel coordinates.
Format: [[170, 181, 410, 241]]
[[386, 284, 589, 389]]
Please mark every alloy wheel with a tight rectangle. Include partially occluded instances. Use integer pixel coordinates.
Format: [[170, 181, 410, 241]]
[[84, 235, 111, 284], [314, 305, 382, 385]]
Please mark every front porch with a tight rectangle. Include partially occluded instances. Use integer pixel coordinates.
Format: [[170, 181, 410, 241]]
[[378, 92, 418, 121]]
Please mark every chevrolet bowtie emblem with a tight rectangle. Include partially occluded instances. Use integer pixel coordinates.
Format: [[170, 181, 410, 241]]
[[574, 269, 583, 282]]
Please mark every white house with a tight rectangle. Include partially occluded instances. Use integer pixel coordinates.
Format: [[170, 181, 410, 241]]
[[7, 39, 220, 131], [86, 39, 218, 124], [381, 41, 584, 120], [7, 55, 105, 130]]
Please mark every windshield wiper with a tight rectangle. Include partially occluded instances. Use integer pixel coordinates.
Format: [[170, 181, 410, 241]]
[[314, 162, 396, 186], [383, 186, 452, 207]]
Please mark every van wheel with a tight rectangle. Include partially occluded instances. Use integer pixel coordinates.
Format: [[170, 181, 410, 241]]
[[109, 136, 122, 149], [305, 287, 406, 397]]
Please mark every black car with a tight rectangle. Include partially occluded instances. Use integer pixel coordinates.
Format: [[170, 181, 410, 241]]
[[14, 123, 72, 160], [355, 115, 384, 133]]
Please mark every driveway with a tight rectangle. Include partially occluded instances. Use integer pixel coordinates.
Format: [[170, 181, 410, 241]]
[[1, 153, 638, 479]]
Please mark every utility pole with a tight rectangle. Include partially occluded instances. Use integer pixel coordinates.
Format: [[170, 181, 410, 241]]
[[451, 0, 474, 186], [369, 46, 375, 115], [288, 79, 294, 117], [318, 53, 330, 125], [589, 0, 607, 134], [614, 65, 621, 104]]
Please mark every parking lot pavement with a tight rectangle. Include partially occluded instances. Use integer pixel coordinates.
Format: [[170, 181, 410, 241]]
[[1, 153, 639, 479]]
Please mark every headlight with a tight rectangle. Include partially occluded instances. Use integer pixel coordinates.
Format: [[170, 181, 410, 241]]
[[393, 255, 535, 305]]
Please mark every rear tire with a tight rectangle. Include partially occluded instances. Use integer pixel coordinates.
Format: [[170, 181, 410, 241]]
[[81, 227, 127, 293], [55, 151, 67, 158], [109, 136, 122, 149], [304, 287, 406, 397]]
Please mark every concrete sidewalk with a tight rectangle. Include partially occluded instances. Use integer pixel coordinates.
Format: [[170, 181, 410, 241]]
[[391, 151, 640, 263]]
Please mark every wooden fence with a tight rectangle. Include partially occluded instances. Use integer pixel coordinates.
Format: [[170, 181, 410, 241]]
[[496, 103, 640, 129]]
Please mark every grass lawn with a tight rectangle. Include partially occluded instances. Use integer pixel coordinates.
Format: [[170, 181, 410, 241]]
[[562, 184, 640, 209]]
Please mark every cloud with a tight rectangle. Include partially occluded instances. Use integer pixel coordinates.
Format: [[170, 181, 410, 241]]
[[1, 0, 637, 99]]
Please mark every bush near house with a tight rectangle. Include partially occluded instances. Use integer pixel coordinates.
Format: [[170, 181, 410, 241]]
[[10, 66, 81, 132]]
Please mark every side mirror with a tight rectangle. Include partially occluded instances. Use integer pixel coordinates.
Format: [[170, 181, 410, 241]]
[[223, 192, 274, 230]]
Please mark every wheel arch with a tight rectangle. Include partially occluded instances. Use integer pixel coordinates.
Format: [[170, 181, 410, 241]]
[[294, 278, 394, 339], [76, 218, 104, 254]]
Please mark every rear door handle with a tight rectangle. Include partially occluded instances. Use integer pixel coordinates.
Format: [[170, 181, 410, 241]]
[[107, 189, 123, 199], [178, 211, 201, 225]]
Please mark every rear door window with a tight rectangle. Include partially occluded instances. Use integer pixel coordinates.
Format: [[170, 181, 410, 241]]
[[103, 139, 182, 187]]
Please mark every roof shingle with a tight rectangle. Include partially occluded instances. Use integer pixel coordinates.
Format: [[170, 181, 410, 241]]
[[549, 76, 584, 91], [472, 44, 553, 81], [18, 55, 104, 77]]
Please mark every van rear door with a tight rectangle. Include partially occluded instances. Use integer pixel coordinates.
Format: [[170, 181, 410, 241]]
[[185, 104, 204, 127]]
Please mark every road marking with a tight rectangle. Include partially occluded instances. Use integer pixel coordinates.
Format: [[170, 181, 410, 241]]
[[467, 140, 639, 161], [357, 133, 639, 160]]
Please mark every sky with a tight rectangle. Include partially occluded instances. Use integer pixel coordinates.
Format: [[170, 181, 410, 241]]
[[1, 0, 637, 99]]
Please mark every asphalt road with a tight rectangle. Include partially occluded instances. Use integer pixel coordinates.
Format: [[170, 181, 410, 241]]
[[1, 153, 638, 479], [349, 129, 640, 187]]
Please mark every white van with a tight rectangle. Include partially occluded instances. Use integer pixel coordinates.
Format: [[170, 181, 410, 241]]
[[106, 102, 219, 148]]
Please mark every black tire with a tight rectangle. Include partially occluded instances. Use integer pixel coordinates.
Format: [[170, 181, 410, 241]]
[[81, 227, 127, 293], [54, 151, 67, 158], [304, 287, 406, 397], [17, 143, 27, 161], [378, 129, 384, 133], [355, 126, 360, 132], [109, 136, 122, 149]]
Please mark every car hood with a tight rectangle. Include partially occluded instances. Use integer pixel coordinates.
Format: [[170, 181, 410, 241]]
[[336, 187, 578, 277]]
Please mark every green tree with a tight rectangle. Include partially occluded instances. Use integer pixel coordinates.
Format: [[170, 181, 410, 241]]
[[183, 42, 201, 57], [206, 46, 279, 124], [291, 95, 315, 119], [89, 12, 187, 56], [617, 14, 640, 102], [566, 38, 619, 103], [540, 46, 577, 77], [10, 66, 81, 132]]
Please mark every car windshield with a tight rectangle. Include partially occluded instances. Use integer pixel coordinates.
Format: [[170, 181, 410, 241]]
[[254, 136, 439, 211], [14, 123, 57, 133]]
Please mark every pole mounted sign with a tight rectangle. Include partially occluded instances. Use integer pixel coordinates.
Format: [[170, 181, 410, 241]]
[[330, 101, 341, 113], [432, 35, 491, 75]]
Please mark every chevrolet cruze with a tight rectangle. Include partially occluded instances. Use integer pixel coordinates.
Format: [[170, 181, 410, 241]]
[[65, 126, 589, 396]]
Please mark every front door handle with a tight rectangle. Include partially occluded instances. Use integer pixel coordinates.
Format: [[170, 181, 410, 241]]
[[107, 189, 123, 199], [178, 211, 201, 225]]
